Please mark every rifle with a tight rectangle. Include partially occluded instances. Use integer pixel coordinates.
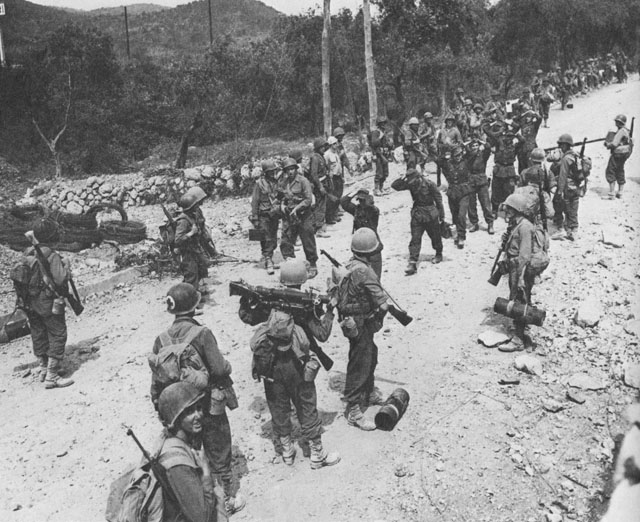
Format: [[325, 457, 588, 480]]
[[488, 224, 513, 286], [543, 136, 604, 153], [126, 428, 179, 506], [578, 137, 588, 197], [229, 281, 334, 370], [320, 250, 413, 327], [539, 166, 548, 232], [24, 231, 84, 316]]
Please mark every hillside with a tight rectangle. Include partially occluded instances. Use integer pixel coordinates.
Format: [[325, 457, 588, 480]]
[[1, 0, 281, 61]]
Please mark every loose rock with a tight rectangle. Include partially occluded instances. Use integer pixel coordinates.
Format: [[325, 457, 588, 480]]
[[542, 398, 564, 413], [623, 363, 640, 389], [514, 355, 543, 376], [567, 373, 606, 391], [566, 389, 586, 404], [573, 298, 603, 328], [624, 319, 640, 338], [477, 329, 512, 348]]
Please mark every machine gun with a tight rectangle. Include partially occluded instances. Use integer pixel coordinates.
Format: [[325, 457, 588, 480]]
[[229, 281, 334, 370], [320, 250, 413, 326]]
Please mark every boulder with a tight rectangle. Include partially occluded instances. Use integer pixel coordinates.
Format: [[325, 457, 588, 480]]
[[600, 227, 625, 248], [184, 168, 202, 181], [623, 363, 640, 389], [567, 373, 606, 390], [477, 330, 512, 348], [99, 182, 113, 195], [201, 165, 215, 179], [624, 319, 640, 338], [574, 298, 603, 328], [514, 355, 543, 376], [66, 201, 83, 214]]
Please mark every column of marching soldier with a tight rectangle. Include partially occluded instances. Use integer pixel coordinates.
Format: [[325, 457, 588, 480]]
[[11, 58, 634, 521]]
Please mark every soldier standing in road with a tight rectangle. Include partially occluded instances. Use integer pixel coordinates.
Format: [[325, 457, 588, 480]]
[[250, 160, 281, 275], [439, 146, 473, 249], [538, 78, 555, 128], [419, 112, 438, 167], [604, 114, 632, 199], [391, 168, 444, 275], [280, 158, 319, 278], [515, 107, 542, 173], [309, 137, 329, 237], [438, 112, 463, 157], [515, 148, 555, 228], [336, 228, 389, 430], [369, 116, 393, 196], [468, 103, 485, 140], [466, 139, 495, 235], [333, 126, 351, 194], [404, 117, 424, 170], [340, 188, 383, 279], [151, 283, 244, 515], [549, 133, 582, 241], [324, 136, 342, 225]]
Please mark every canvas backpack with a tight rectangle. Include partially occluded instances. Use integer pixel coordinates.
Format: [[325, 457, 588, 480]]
[[114, 462, 163, 522], [249, 324, 277, 381], [148, 326, 209, 395], [528, 227, 550, 276], [10, 254, 48, 305]]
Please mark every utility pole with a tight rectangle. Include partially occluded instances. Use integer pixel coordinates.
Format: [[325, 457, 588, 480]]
[[322, 0, 331, 137], [363, 0, 377, 128], [123, 6, 130, 60], [208, 0, 213, 46]]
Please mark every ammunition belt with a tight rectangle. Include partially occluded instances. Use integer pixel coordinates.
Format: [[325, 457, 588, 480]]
[[340, 303, 371, 316]]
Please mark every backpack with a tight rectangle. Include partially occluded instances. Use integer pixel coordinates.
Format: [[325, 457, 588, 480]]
[[528, 228, 550, 276], [148, 326, 209, 395], [114, 462, 163, 522], [249, 324, 277, 381], [10, 254, 47, 305]]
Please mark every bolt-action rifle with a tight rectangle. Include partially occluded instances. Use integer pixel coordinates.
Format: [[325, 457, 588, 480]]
[[488, 225, 514, 286], [24, 231, 84, 316], [229, 281, 334, 370], [320, 250, 413, 326], [577, 137, 589, 197]]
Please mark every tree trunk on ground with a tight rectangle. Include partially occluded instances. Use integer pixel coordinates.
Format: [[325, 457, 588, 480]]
[[175, 112, 203, 169], [322, 0, 332, 138], [363, 0, 377, 128]]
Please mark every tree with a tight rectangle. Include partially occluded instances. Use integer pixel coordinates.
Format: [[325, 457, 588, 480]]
[[322, 0, 332, 137], [363, 0, 378, 127]]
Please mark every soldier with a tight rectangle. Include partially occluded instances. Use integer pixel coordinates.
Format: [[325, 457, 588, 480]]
[[550, 133, 582, 241], [486, 90, 505, 121], [419, 112, 438, 163], [391, 168, 444, 275], [157, 382, 229, 522], [250, 159, 281, 275], [151, 283, 244, 515], [280, 157, 319, 278], [604, 114, 632, 199], [468, 103, 485, 140], [466, 139, 494, 234], [457, 98, 473, 140], [17, 219, 74, 388], [309, 137, 329, 237], [538, 78, 555, 128], [439, 146, 473, 249], [530, 69, 544, 97], [336, 228, 389, 430], [340, 188, 383, 279], [438, 112, 463, 159], [369, 116, 393, 196], [483, 119, 524, 217], [250, 260, 341, 469], [515, 107, 542, 173], [175, 186, 215, 303], [519, 87, 534, 111], [333, 126, 351, 194], [403, 117, 424, 169], [324, 136, 343, 224], [515, 148, 555, 229]]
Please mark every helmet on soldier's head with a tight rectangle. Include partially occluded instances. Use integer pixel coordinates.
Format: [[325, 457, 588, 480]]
[[282, 157, 298, 171], [455, 87, 464, 94], [313, 137, 327, 151], [452, 146, 463, 157], [327, 136, 338, 146], [407, 117, 420, 126], [614, 114, 627, 125], [529, 148, 545, 164], [289, 150, 303, 162], [464, 98, 473, 106], [351, 227, 379, 255], [557, 133, 574, 146], [333, 126, 345, 137], [261, 159, 278, 173], [423, 112, 433, 119], [165, 283, 201, 315], [376, 116, 388, 125], [33, 218, 60, 243], [473, 103, 483, 111], [536, 69, 543, 75], [280, 259, 308, 286], [158, 382, 205, 430], [491, 90, 501, 97], [503, 194, 529, 214], [179, 186, 207, 210], [522, 87, 531, 94], [444, 112, 456, 122]]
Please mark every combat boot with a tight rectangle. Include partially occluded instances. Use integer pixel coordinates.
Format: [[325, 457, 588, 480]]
[[308, 264, 318, 279], [280, 435, 296, 465], [404, 261, 417, 276], [431, 252, 443, 264], [225, 493, 246, 515], [309, 437, 341, 470], [265, 257, 275, 275], [457, 238, 465, 249], [44, 357, 74, 389], [469, 223, 480, 233], [37, 356, 48, 383], [346, 404, 376, 431], [373, 182, 382, 197], [367, 387, 385, 406], [487, 222, 495, 235]]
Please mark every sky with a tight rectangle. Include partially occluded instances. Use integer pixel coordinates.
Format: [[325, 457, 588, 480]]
[[28, 0, 363, 16]]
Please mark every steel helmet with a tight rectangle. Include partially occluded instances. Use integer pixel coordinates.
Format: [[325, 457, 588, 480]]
[[280, 259, 308, 286], [407, 117, 420, 126], [327, 136, 338, 146], [333, 127, 345, 137], [614, 114, 627, 125], [289, 150, 303, 162], [503, 194, 529, 214], [376, 116, 388, 124], [423, 112, 433, 119], [282, 157, 299, 170], [179, 186, 207, 210], [158, 381, 205, 429], [351, 227, 379, 255], [444, 112, 456, 122], [557, 133, 574, 146], [313, 137, 327, 151], [473, 103, 483, 111], [165, 283, 201, 315], [536, 69, 543, 74], [529, 148, 545, 164], [261, 159, 278, 173], [455, 87, 464, 94], [33, 218, 60, 243]]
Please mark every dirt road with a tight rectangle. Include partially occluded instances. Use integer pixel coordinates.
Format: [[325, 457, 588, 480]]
[[0, 76, 638, 522]]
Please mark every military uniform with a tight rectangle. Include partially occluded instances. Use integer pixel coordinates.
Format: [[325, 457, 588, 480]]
[[516, 111, 542, 173], [403, 126, 424, 170], [483, 122, 524, 213], [517, 164, 555, 228], [340, 193, 383, 279], [280, 173, 318, 265], [391, 170, 444, 262], [552, 149, 581, 235], [369, 125, 392, 192], [175, 207, 210, 290], [251, 175, 281, 263], [466, 142, 494, 229], [440, 153, 473, 245], [308, 151, 328, 231], [605, 125, 631, 189]]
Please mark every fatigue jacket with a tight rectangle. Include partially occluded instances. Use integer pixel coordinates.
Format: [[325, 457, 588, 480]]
[[251, 176, 280, 218], [338, 257, 387, 317], [391, 173, 444, 219], [22, 246, 70, 316], [280, 174, 313, 214]]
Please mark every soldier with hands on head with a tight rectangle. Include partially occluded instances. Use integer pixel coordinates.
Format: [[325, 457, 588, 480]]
[[250, 159, 281, 275], [466, 139, 495, 234], [604, 114, 632, 199], [391, 168, 444, 275], [439, 146, 473, 249], [404, 117, 424, 170], [369, 116, 393, 196]]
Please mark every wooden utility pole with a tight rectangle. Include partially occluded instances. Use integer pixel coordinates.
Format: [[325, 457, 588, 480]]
[[322, 0, 331, 137], [124, 6, 130, 60], [363, 0, 377, 128], [208, 0, 213, 46]]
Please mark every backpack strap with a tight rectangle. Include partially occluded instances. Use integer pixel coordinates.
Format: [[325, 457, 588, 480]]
[[158, 325, 205, 350]]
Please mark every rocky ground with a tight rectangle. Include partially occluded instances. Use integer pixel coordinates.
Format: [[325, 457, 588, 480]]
[[0, 77, 639, 522]]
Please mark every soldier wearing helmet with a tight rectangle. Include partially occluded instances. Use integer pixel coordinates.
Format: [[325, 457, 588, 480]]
[[419, 112, 438, 161], [333, 126, 352, 179], [514, 147, 555, 229], [308, 137, 330, 236], [604, 114, 632, 199], [334, 228, 389, 430], [549, 133, 581, 240], [367, 116, 393, 195], [279, 155, 319, 278], [391, 167, 444, 274], [468, 103, 485, 140], [175, 186, 214, 300], [438, 112, 463, 165], [156, 382, 228, 522], [485, 90, 505, 121], [403, 116, 425, 169], [324, 136, 343, 225], [151, 283, 243, 515], [250, 159, 281, 274], [438, 145, 473, 249], [340, 188, 383, 279], [537, 77, 555, 127], [466, 139, 494, 234], [514, 106, 542, 173]]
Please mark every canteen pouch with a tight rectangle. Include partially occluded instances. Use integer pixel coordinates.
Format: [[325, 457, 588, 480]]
[[340, 316, 359, 339]]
